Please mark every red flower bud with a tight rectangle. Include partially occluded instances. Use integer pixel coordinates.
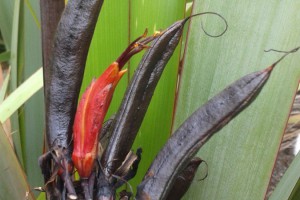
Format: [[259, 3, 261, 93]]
[[72, 63, 126, 178], [72, 31, 159, 179]]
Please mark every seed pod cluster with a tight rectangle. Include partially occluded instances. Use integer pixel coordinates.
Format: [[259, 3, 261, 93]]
[[39, 1, 299, 198], [135, 48, 299, 200]]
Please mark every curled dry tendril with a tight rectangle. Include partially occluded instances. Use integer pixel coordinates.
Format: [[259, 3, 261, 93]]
[[265, 46, 300, 67], [184, 12, 228, 38]]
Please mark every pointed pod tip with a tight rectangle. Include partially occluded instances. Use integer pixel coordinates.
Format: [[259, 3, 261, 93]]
[[264, 65, 275, 73]]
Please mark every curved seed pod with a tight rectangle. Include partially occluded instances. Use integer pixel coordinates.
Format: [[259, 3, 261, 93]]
[[40, 0, 64, 102], [45, 0, 104, 150], [40, 0, 104, 198], [39, 1, 67, 200], [39, 3, 65, 198], [101, 12, 227, 176], [165, 157, 203, 200], [136, 47, 300, 200]]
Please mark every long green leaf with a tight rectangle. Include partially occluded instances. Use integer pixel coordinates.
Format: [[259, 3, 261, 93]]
[[0, 68, 43, 123], [0, 124, 34, 200], [22, 0, 44, 191], [10, 0, 22, 91], [173, 1, 300, 200], [270, 151, 300, 200], [10, 0, 24, 166]]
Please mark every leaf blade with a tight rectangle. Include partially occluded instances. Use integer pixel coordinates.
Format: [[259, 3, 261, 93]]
[[270, 151, 300, 200], [0, 124, 34, 200], [0, 68, 43, 123], [22, 0, 45, 191]]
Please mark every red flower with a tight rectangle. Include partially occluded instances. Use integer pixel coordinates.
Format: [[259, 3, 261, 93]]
[[72, 30, 158, 179], [72, 62, 126, 178]]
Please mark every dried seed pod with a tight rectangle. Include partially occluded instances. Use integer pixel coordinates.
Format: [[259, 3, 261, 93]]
[[136, 47, 300, 200], [40, 0, 64, 102], [40, 0, 104, 199], [45, 0, 104, 150], [39, 3, 65, 195], [101, 12, 227, 177]]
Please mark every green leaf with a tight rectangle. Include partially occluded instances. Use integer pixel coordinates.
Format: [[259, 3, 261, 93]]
[[0, 124, 34, 200], [0, 68, 43, 123], [10, 0, 24, 167], [24, 0, 41, 29], [21, 0, 44, 191], [270, 151, 300, 200], [10, 0, 22, 90], [0, 51, 10, 62], [173, 1, 300, 199]]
